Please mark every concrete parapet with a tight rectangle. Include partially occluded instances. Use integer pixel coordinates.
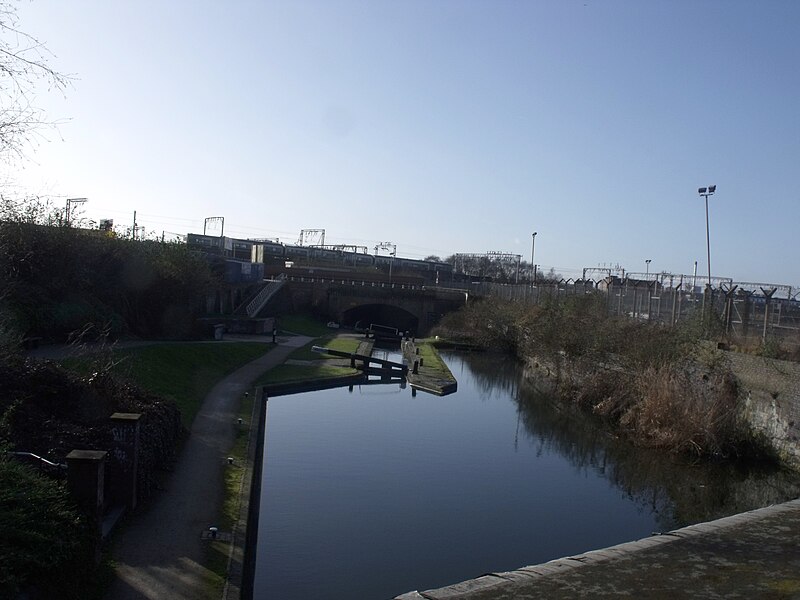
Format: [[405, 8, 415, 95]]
[[395, 498, 800, 599]]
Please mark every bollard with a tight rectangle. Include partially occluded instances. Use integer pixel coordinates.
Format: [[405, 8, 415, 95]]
[[209, 526, 218, 539], [238, 418, 243, 425], [415, 347, 419, 355], [419, 357, 424, 367], [413, 360, 419, 374]]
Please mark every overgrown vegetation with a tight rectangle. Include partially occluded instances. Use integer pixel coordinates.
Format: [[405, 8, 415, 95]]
[[1, 339, 274, 596], [0, 219, 219, 341], [0, 338, 178, 597], [0, 455, 100, 599], [433, 294, 759, 459]]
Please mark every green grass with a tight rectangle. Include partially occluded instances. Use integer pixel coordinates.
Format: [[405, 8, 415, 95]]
[[66, 342, 273, 427], [416, 340, 449, 373], [255, 363, 358, 385], [205, 390, 254, 589], [277, 314, 332, 337], [287, 334, 362, 360], [323, 335, 362, 354]]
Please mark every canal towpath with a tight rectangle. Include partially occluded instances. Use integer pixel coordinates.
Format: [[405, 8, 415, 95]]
[[100, 333, 312, 600], [397, 497, 800, 599]]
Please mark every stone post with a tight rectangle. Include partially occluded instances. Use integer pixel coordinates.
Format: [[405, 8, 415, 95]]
[[109, 412, 142, 510], [66, 450, 107, 536]]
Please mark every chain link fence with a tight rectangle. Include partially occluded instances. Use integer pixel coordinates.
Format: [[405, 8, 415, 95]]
[[439, 277, 800, 349]]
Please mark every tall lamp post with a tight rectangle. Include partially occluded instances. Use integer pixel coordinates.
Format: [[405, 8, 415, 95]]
[[698, 185, 716, 286], [530, 231, 537, 285], [645, 259, 651, 279], [65, 197, 87, 226]]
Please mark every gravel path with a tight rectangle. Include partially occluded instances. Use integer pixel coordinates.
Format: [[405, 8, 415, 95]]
[[103, 334, 312, 600]]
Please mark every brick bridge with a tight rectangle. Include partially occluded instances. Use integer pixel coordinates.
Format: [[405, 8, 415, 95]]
[[279, 275, 468, 334]]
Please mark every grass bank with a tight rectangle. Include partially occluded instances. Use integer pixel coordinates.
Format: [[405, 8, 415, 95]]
[[205, 390, 254, 592], [278, 314, 332, 337], [433, 295, 761, 459], [255, 333, 362, 386], [65, 342, 273, 426]]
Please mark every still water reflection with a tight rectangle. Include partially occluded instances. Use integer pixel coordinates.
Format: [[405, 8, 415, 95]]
[[253, 351, 800, 600]]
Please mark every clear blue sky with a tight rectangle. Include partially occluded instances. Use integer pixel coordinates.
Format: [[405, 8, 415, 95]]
[[9, 0, 800, 285]]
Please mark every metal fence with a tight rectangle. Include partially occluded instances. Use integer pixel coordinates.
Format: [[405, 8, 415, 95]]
[[440, 278, 800, 346]]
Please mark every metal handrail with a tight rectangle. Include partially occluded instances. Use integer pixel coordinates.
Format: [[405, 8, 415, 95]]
[[8, 451, 67, 470], [246, 274, 286, 317]]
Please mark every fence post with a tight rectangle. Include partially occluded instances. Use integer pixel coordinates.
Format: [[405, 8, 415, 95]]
[[760, 287, 777, 344], [740, 290, 753, 338], [723, 285, 738, 336], [671, 284, 680, 326]]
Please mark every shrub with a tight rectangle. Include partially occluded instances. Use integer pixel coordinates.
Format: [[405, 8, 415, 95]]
[[0, 457, 87, 598], [620, 364, 744, 457]]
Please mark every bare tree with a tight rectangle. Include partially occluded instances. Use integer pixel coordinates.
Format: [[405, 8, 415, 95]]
[[0, 1, 71, 162]]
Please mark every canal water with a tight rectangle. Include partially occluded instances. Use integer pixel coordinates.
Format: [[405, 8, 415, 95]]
[[253, 350, 800, 599]]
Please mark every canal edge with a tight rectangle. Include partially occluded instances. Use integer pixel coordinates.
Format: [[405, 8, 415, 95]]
[[395, 497, 800, 599], [229, 386, 269, 600]]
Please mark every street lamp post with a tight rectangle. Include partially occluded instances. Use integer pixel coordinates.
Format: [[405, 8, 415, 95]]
[[530, 232, 537, 285], [645, 259, 651, 278], [65, 197, 87, 226], [698, 185, 716, 286]]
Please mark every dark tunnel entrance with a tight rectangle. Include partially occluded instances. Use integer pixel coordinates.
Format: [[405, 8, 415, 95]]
[[341, 303, 419, 335]]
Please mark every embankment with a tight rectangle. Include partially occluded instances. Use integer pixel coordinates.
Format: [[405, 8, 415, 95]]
[[522, 348, 800, 471], [728, 351, 800, 470]]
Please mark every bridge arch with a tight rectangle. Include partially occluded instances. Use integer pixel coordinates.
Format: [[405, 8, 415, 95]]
[[340, 303, 419, 334]]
